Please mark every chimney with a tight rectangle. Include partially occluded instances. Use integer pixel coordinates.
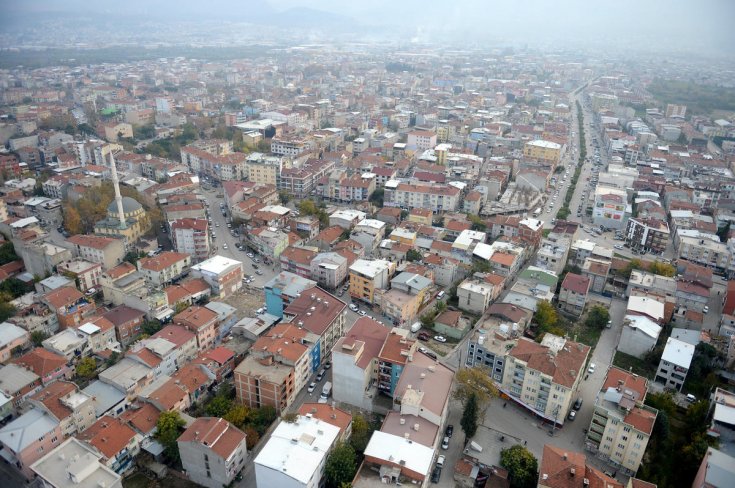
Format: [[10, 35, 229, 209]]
[[563, 453, 568, 460]]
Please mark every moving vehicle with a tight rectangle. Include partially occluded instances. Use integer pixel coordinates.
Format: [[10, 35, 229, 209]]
[[436, 290, 446, 300], [316, 369, 325, 381], [358, 310, 367, 316]]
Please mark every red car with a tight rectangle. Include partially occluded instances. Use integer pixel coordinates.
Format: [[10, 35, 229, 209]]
[[418, 332, 430, 341]]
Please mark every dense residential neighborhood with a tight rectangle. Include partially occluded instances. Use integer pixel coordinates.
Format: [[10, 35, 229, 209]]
[[0, 2, 733, 488]]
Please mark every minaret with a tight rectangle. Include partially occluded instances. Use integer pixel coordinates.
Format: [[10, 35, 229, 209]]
[[109, 151, 127, 230]]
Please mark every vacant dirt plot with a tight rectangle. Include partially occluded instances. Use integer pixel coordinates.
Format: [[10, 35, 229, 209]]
[[221, 286, 266, 317]]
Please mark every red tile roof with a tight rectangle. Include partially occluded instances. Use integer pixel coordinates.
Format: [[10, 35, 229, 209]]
[[12, 347, 67, 378], [178, 417, 247, 460], [561, 273, 590, 295], [78, 416, 137, 460], [510, 338, 589, 388]]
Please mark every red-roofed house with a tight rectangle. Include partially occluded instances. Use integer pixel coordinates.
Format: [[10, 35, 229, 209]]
[[42, 286, 96, 330], [279, 246, 317, 278], [12, 348, 71, 385], [177, 417, 248, 488], [174, 305, 218, 351], [538, 445, 624, 488], [584, 367, 657, 475], [501, 336, 590, 425], [77, 415, 140, 474], [559, 273, 591, 316]]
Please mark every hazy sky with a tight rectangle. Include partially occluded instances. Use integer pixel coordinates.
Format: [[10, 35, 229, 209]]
[[2, 0, 734, 55]]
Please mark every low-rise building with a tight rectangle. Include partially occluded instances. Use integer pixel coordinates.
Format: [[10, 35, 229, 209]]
[[457, 279, 497, 314], [12, 347, 70, 386], [310, 252, 349, 290], [171, 218, 210, 262], [558, 273, 591, 316], [67, 235, 126, 270], [618, 315, 662, 359], [77, 415, 140, 475], [0, 321, 29, 363], [57, 259, 103, 292], [174, 305, 218, 351], [30, 437, 122, 488], [0, 408, 62, 478], [433, 311, 471, 340], [279, 246, 317, 278], [29, 380, 96, 439]]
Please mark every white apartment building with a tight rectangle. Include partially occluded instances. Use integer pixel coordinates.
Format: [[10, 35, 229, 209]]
[[385, 181, 461, 212], [655, 337, 695, 391], [171, 218, 210, 262]]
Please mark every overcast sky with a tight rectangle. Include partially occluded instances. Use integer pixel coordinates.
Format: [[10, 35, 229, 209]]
[[2, 0, 734, 55]]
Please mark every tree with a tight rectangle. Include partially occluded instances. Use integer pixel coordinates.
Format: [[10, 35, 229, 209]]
[[206, 395, 233, 418], [244, 426, 259, 450], [31, 331, 49, 346], [585, 305, 610, 329], [299, 199, 318, 216], [278, 191, 292, 205], [0, 277, 30, 298], [648, 260, 676, 277], [460, 392, 479, 440], [500, 445, 539, 488], [62, 206, 83, 235], [406, 249, 422, 262], [324, 442, 357, 488], [0, 242, 19, 265], [224, 405, 251, 430], [369, 188, 384, 207], [155, 410, 186, 463], [350, 414, 374, 455], [142, 320, 162, 336], [534, 300, 558, 330], [420, 310, 436, 328], [106, 351, 121, 367], [75, 357, 97, 379], [453, 366, 498, 407], [468, 214, 487, 232]]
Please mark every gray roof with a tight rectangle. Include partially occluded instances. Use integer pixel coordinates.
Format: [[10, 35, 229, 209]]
[[0, 409, 58, 453], [107, 196, 142, 214], [31, 437, 121, 488], [264, 271, 316, 298], [82, 380, 127, 417], [0, 322, 27, 348], [0, 363, 40, 394], [703, 448, 735, 487]]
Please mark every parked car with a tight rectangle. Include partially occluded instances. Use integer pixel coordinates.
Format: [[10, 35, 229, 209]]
[[588, 363, 596, 374], [573, 398, 583, 410], [436, 455, 445, 468], [358, 310, 367, 316], [441, 436, 450, 450], [418, 332, 430, 341], [434, 335, 447, 343], [316, 369, 325, 381], [255, 270, 263, 275], [349, 303, 359, 312], [324, 361, 332, 370], [568, 410, 576, 421], [703, 305, 710, 314], [246, 252, 254, 258], [307, 382, 317, 393], [445, 424, 454, 437], [431, 465, 441, 483]]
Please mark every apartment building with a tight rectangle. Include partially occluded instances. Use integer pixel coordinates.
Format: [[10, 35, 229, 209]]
[[457, 278, 497, 314], [191, 255, 243, 299], [625, 217, 670, 254], [67, 234, 126, 270], [171, 218, 210, 262], [349, 259, 394, 304], [501, 335, 590, 425], [249, 227, 290, 260], [254, 414, 340, 488], [245, 153, 283, 186], [56, 259, 103, 293], [29, 381, 96, 439], [593, 186, 630, 230], [136, 252, 191, 287], [77, 415, 140, 475], [0, 322, 29, 364], [522, 140, 562, 164], [559, 273, 591, 316], [585, 367, 657, 476], [654, 337, 695, 391], [0, 409, 63, 478], [385, 181, 461, 212], [42, 286, 96, 330], [406, 130, 437, 151], [677, 235, 730, 271], [283, 287, 346, 368], [279, 246, 317, 278], [12, 347, 71, 386], [310, 252, 349, 290], [178, 417, 248, 488], [174, 305, 218, 351], [30, 438, 122, 488]]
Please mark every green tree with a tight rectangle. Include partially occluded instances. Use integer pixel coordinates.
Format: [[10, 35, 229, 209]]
[[0, 242, 19, 265], [155, 410, 186, 463], [324, 442, 357, 488], [206, 395, 233, 418], [534, 300, 558, 330], [244, 426, 260, 450], [299, 199, 318, 216], [406, 249, 422, 262], [460, 391, 479, 440], [142, 320, 162, 336], [349, 414, 374, 455], [369, 188, 384, 207], [0, 278, 30, 298], [420, 310, 436, 328], [468, 214, 486, 231], [224, 405, 251, 429], [278, 191, 292, 205], [106, 351, 121, 368], [585, 305, 610, 329], [31, 331, 49, 346], [500, 445, 539, 488], [75, 357, 97, 379], [453, 366, 498, 407]]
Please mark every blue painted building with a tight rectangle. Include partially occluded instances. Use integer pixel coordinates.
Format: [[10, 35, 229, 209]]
[[263, 271, 317, 318]]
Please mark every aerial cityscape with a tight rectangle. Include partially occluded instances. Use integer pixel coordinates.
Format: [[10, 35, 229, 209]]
[[0, 1, 733, 487]]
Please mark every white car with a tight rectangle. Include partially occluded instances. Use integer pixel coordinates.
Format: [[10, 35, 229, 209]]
[[246, 252, 254, 258], [588, 363, 596, 374], [307, 382, 317, 393], [222, 243, 228, 250], [614, 244, 624, 250], [358, 310, 367, 316], [434, 335, 447, 343], [349, 304, 359, 312], [215, 222, 220, 227]]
